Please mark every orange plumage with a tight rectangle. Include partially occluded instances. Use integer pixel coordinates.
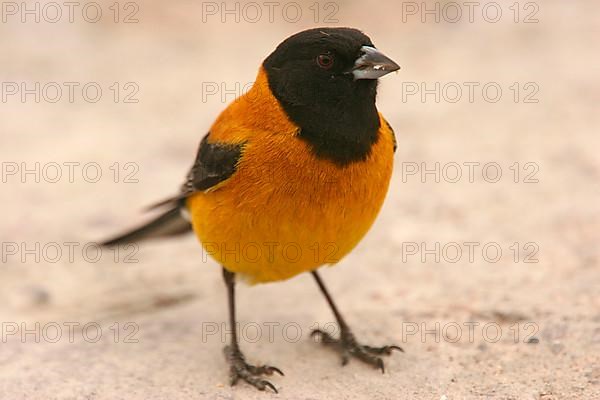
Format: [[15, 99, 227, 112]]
[[187, 67, 395, 283]]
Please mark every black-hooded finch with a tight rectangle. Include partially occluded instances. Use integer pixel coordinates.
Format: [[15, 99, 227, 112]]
[[102, 27, 401, 393]]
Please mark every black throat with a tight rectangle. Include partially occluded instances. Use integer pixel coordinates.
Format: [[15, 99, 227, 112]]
[[264, 69, 381, 166]]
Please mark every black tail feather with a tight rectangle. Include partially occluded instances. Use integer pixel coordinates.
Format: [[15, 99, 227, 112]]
[[143, 193, 188, 212], [100, 205, 192, 246]]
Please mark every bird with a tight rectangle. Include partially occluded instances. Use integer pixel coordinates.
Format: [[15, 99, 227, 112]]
[[101, 27, 402, 393]]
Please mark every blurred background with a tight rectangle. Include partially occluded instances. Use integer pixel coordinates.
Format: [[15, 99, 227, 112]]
[[1, 0, 598, 398]]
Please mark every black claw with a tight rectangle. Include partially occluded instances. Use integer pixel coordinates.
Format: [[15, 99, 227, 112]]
[[310, 328, 401, 373], [248, 364, 282, 376], [264, 381, 278, 394], [390, 345, 404, 353], [311, 329, 333, 342], [266, 366, 284, 376], [224, 346, 282, 393], [341, 354, 350, 366], [377, 358, 385, 374], [363, 344, 405, 355]]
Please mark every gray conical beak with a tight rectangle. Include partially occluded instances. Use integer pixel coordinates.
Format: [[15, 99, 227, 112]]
[[352, 46, 400, 80]]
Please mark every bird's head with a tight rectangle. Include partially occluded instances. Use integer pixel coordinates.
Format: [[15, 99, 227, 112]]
[[263, 27, 399, 108], [262, 27, 399, 165]]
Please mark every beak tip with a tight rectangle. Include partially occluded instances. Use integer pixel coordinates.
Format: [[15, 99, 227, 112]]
[[352, 46, 400, 80]]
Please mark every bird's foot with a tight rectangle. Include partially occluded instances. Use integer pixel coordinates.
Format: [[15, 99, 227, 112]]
[[223, 345, 283, 393], [311, 328, 403, 373]]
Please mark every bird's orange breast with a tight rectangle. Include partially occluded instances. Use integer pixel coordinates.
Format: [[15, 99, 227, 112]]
[[186, 68, 395, 283]]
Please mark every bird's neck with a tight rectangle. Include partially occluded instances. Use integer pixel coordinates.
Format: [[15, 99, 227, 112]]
[[240, 68, 381, 166], [237, 67, 299, 135]]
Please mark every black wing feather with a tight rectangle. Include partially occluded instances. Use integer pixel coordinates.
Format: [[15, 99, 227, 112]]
[[147, 133, 244, 210], [382, 118, 397, 153], [183, 134, 244, 193]]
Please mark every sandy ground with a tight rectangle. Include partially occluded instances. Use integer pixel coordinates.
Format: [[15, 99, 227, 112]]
[[1, 0, 599, 399]]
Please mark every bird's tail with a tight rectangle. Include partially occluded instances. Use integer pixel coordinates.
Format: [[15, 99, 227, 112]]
[[100, 199, 192, 246]]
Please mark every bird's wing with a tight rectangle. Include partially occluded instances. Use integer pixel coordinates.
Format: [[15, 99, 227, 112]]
[[380, 116, 397, 153], [147, 133, 244, 210], [182, 133, 244, 193]]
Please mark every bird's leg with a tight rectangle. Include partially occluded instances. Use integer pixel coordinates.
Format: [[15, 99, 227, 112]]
[[221, 268, 283, 393], [310, 271, 403, 373]]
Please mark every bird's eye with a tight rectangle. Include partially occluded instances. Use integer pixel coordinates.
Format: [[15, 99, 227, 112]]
[[316, 54, 334, 69]]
